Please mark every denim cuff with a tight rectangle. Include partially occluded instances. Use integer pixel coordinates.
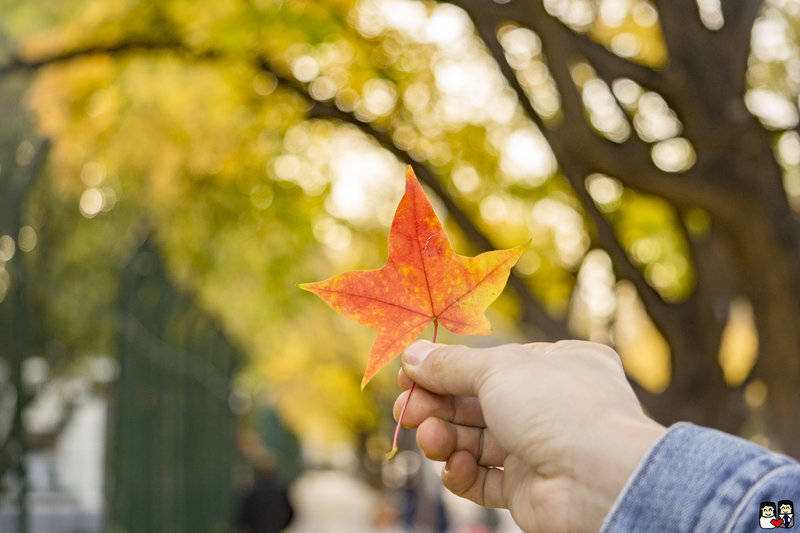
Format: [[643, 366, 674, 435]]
[[601, 422, 797, 532]]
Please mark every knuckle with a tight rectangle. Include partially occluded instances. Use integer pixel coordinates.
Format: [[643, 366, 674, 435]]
[[523, 341, 552, 352], [594, 342, 622, 361], [551, 339, 619, 358], [580, 340, 623, 364], [550, 339, 586, 351]]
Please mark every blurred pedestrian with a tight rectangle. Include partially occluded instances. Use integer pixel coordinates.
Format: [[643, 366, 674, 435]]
[[234, 429, 294, 533]]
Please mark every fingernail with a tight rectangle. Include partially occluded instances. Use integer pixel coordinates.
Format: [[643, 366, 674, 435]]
[[403, 340, 437, 366]]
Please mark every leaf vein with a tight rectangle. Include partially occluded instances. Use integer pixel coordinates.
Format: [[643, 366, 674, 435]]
[[311, 287, 431, 319], [436, 254, 515, 319]]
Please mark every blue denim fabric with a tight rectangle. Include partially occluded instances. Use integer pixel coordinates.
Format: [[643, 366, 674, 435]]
[[601, 422, 800, 532]]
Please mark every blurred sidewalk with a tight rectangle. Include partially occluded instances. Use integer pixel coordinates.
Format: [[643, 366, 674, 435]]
[[287, 467, 521, 533], [0, 395, 104, 533]]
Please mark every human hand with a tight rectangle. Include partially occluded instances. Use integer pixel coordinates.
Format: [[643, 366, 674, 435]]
[[394, 340, 665, 532]]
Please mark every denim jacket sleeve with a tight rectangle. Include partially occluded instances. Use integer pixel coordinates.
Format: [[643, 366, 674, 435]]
[[601, 422, 800, 532]]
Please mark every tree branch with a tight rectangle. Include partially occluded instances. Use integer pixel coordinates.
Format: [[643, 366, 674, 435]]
[[722, 0, 763, 95], [444, 0, 738, 214], [440, 1, 692, 339], [570, 31, 668, 89], [4, 24, 728, 214], [648, 0, 749, 124], [563, 158, 684, 330], [257, 57, 571, 340], [649, 0, 706, 58], [722, 0, 763, 38], [5, 39, 571, 340], [0, 40, 203, 75], [306, 112, 574, 340], [446, 0, 671, 94]]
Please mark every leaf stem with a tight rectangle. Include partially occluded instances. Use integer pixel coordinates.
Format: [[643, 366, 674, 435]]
[[387, 320, 438, 460]]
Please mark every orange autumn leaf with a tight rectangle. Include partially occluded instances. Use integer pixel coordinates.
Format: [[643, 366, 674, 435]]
[[300, 166, 525, 388]]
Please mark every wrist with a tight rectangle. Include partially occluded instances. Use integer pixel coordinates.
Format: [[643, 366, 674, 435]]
[[573, 415, 666, 530]]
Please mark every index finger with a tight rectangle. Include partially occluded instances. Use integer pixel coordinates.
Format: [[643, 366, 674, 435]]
[[393, 386, 485, 428]]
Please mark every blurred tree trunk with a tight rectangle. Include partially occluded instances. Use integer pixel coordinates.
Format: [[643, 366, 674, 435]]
[[442, 0, 800, 455]]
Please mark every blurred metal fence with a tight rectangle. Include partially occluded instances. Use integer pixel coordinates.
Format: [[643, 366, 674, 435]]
[[2, 70, 243, 531], [106, 237, 241, 533]]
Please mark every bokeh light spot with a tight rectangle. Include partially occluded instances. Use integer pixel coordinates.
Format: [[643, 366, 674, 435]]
[[79, 188, 104, 218]]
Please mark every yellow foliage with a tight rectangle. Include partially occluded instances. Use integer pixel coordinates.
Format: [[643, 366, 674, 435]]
[[719, 298, 759, 387], [613, 281, 671, 393]]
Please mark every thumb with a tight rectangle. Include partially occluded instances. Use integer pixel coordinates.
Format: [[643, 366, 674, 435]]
[[401, 341, 494, 397]]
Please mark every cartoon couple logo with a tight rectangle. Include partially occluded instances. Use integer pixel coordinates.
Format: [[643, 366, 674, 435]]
[[761, 500, 795, 528]]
